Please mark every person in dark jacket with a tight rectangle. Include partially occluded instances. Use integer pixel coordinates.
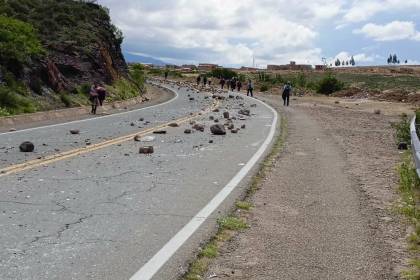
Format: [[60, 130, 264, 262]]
[[196, 75, 201, 86], [220, 78, 225, 89], [237, 80, 242, 92], [247, 79, 254, 97], [89, 84, 99, 114], [282, 82, 292, 106], [97, 85, 107, 106]]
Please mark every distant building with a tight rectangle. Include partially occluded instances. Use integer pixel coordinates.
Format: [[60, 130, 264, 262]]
[[267, 61, 312, 71], [315, 65, 326, 71], [198, 63, 219, 71]]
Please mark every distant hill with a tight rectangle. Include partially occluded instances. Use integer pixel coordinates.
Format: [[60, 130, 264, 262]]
[[124, 53, 167, 66]]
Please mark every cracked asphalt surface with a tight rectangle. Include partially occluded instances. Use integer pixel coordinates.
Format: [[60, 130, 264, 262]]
[[0, 80, 277, 280]]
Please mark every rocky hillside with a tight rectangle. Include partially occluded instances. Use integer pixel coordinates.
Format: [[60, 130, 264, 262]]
[[0, 0, 142, 115]]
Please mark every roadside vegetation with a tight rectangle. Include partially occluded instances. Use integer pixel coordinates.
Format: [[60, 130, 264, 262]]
[[182, 111, 287, 280], [243, 69, 420, 98], [0, 0, 142, 117], [393, 114, 420, 279]]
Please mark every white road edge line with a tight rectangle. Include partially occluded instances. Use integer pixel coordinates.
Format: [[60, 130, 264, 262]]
[[0, 82, 178, 136], [130, 94, 278, 280]]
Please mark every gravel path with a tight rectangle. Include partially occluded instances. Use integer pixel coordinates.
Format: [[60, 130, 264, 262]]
[[207, 96, 403, 279]]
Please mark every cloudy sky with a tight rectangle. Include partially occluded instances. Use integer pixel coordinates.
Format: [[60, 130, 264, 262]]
[[98, 0, 420, 67]]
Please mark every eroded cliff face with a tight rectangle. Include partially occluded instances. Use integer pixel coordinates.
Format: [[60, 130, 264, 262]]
[[1, 0, 128, 94]]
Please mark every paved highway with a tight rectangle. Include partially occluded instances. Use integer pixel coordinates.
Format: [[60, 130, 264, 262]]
[[0, 80, 278, 280]]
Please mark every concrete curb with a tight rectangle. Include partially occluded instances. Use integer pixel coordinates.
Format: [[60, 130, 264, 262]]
[[0, 95, 148, 128], [410, 116, 420, 177]]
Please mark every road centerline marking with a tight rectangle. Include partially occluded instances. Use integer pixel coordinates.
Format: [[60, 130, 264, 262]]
[[0, 99, 219, 178]]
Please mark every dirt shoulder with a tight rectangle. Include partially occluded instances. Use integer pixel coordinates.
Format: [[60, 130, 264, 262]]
[[203, 95, 410, 279], [0, 83, 174, 132]]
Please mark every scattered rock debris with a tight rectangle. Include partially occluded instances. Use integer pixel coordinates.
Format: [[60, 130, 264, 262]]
[[139, 146, 154, 154], [210, 124, 226, 135]]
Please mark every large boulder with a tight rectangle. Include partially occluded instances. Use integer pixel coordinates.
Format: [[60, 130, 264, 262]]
[[19, 141, 35, 152], [210, 124, 226, 135]]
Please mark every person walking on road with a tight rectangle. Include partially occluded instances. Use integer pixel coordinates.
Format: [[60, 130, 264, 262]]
[[203, 76, 208, 87], [89, 84, 99, 115], [196, 75, 201, 86], [96, 85, 107, 106], [164, 70, 169, 80], [220, 78, 225, 89], [231, 78, 236, 91], [282, 81, 292, 106], [237, 80, 242, 92], [208, 77, 212, 86], [247, 79, 254, 97]]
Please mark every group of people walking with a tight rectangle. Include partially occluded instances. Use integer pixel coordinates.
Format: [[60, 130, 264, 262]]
[[89, 83, 107, 114], [196, 75, 212, 87], [195, 74, 292, 105]]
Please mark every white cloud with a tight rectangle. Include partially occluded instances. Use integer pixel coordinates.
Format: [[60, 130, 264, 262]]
[[97, 0, 347, 66], [344, 0, 420, 23], [354, 21, 420, 41]]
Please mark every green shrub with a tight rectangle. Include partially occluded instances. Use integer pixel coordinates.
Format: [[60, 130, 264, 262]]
[[392, 114, 411, 144], [294, 72, 307, 88], [59, 92, 72, 107], [0, 107, 10, 117], [210, 68, 237, 79], [316, 73, 344, 95], [260, 84, 269, 92], [0, 85, 36, 114], [0, 15, 44, 66]]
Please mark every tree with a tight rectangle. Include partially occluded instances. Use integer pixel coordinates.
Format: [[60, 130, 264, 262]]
[[405, 60, 408, 64], [387, 54, 392, 64], [335, 59, 341, 67], [392, 54, 398, 64], [350, 56, 355, 66], [346, 61, 349, 66]]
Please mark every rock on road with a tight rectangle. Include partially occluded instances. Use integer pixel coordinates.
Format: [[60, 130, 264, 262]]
[[0, 80, 277, 280]]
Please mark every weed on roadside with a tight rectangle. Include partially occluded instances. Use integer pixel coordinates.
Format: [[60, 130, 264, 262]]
[[235, 201, 253, 210], [397, 153, 420, 279]]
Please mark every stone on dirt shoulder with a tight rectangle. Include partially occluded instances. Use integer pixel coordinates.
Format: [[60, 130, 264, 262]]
[[223, 112, 230, 119]]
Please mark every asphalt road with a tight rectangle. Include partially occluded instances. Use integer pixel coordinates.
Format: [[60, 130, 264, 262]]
[[0, 80, 277, 280]]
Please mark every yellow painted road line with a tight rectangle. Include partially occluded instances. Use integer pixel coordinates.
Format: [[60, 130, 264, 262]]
[[0, 100, 219, 178]]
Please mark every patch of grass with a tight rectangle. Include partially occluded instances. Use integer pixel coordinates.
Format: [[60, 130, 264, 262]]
[[235, 201, 253, 210], [217, 216, 248, 231], [105, 78, 142, 102], [199, 243, 218, 258], [59, 92, 72, 107], [0, 107, 10, 117], [0, 85, 37, 115], [396, 152, 420, 279]]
